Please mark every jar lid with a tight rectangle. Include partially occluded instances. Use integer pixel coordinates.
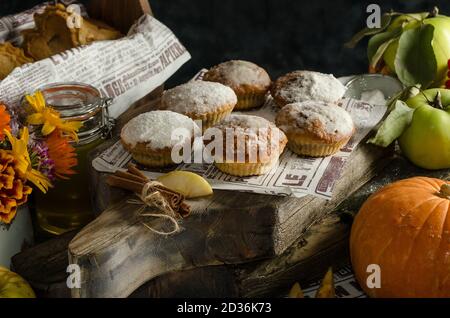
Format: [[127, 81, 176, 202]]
[[36, 82, 114, 144], [39, 82, 103, 119]]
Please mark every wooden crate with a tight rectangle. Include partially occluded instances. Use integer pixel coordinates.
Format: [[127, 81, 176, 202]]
[[87, 0, 153, 34]]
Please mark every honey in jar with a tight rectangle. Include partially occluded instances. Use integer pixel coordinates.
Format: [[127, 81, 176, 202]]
[[32, 83, 112, 235]]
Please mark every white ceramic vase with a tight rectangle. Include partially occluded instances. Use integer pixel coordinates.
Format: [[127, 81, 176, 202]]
[[0, 206, 34, 268]]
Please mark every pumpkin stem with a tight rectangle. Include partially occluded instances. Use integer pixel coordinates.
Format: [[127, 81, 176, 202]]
[[433, 91, 444, 110], [439, 184, 450, 199]]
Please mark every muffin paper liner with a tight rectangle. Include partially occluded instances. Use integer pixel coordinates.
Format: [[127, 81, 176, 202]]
[[234, 92, 267, 110], [287, 135, 351, 157], [194, 103, 235, 131], [215, 159, 278, 177], [130, 151, 175, 168]]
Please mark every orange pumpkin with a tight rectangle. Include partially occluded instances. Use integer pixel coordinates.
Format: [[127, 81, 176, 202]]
[[350, 177, 450, 298]]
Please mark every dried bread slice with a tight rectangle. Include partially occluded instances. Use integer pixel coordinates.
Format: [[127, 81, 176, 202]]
[[0, 42, 33, 80], [22, 4, 121, 60], [78, 18, 122, 45]]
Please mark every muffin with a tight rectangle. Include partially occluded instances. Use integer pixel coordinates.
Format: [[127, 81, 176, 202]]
[[275, 101, 354, 157], [203, 60, 271, 110], [271, 71, 347, 108], [161, 81, 237, 131], [121, 110, 200, 167], [204, 114, 287, 176]]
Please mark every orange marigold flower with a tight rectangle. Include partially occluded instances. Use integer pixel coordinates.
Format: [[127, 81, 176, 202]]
[[5, 128, 51, 193], [0, 150, 32, 224], [0, 104, 11, 141], [46, 130, 78, 179]]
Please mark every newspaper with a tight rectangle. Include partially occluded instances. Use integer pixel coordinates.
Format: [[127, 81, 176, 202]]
[[0, 11, 191, 119], [302, 264, 366, 298], [92, 76, 387, 199]]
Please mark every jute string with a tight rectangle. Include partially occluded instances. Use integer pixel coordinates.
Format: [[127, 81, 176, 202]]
[[127, 181, 180, 236]]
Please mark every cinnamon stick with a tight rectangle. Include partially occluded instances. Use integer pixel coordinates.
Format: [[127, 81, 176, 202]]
[[127, 164, 149, 180], [115, 170, 148, 184], [106, 175, 143, 194], [179, 202, 190, 217]]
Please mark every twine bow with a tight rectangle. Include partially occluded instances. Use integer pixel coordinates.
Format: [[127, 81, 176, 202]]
[[107, 164, 190, 235], [128, 181, 181, 236]]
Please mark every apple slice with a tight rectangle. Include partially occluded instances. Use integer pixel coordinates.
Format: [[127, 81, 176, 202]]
[[157, 171, 213, 199], [0, 267, 35, 298]]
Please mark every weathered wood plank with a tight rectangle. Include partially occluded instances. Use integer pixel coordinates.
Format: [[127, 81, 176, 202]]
[[11, 203, 350, 298], [15, 155, 449, 298], [130, 213, 350, 298], [130, 155, 450, 298], [11, 231, 77, 298], [68, 195, 278, 297], [273, 143, 391, 253]]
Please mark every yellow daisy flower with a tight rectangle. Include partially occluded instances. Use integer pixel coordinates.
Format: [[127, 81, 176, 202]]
[[25, 91, 82, 142], [5, 127, 51, 193]]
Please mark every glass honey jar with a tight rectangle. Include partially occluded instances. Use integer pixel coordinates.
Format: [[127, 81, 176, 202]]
[[32, 83, 113, 235]]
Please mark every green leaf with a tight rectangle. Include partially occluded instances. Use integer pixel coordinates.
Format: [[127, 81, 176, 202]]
[[367, 27, 402, 62], [345, 13, 393, 49], [369, 36, 400, 68], [394, 24, 437, 87], [368, 100, 414, 147], [367, 28, 403, 68]]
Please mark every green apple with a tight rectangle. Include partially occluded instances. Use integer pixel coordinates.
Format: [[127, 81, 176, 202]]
[[398, 89, 450, 170], [383, 15, 450, 87], [406, 88, 450, 109], [0, 267, 35, 298]]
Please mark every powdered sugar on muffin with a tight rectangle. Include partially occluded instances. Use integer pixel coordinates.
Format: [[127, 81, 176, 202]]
[[276, 101, 354, 141], [208, 114, 287, 163], [275, 101, 354, 157], [204, 114, 287, 176], [121, 110, 199, 149], [217, 114, 275, 130], [204, 60, 271, 89], [271, 71, 347, 107], [161, 81, 237, 115], [216, 115, 287, 147], [203, 60, 271, 110]]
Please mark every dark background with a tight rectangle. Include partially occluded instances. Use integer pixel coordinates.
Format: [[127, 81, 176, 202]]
[[2, 0, 449, 87]]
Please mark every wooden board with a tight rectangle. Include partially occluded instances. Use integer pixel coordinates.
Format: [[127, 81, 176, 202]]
[[131, 213, 351, 298], [11, 189, 352, 298], [67, 135, 393, 298], [12, 155, 450, 298]]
